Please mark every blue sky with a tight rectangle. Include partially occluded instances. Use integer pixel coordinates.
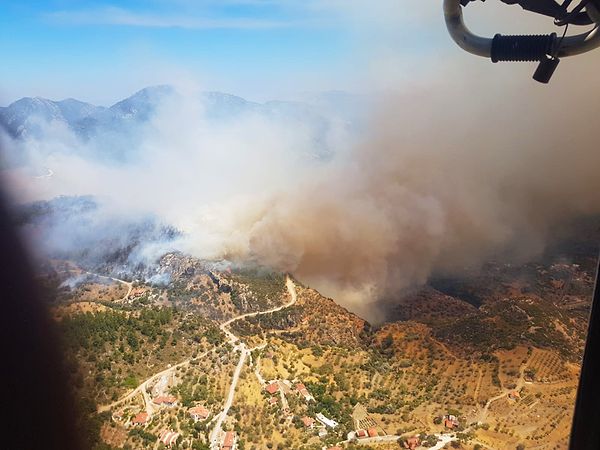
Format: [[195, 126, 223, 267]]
[[0, 1, 376, 104], [1, 1, 538, 105]]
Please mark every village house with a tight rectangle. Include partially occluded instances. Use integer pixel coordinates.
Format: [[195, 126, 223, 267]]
[[355, 429, 368, 438], [443, 414, 460, 429], [222, 431, 236, 450], [295, 382, 315, 401], [265, 382, 280, 395], [367, 427, 378, 438], [159, 430, 180, 447], [152, 395, 178, 407], [316, 413, 339, 429], [131, 412, 149, 426], [301, 416, 315, 428], [403, 436, 421, 450], [188, 405, 210, 422], [508, 390, 521, 400]]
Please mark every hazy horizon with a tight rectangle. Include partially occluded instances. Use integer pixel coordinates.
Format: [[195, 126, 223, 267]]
[[0, 1, 578, 104]]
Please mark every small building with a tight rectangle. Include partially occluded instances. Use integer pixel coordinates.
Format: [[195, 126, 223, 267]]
[[296, 383, 315, 401], [316, 413, 339, 429], [443, 414, 460, 429], [188, 405, 210, 422], [301, 416, 315, 428], [403, 436, 420, 450], [153, 395, 177, 407], [265, 382, 280, 395], [132, 412, 149, 426], [269, 397, 278, 405], [159, 430, 180, 447], [222, 431, 236, 450], [508, 390, 521, 400], [356, 429, 368, 438], [367, 427, 378, 438]]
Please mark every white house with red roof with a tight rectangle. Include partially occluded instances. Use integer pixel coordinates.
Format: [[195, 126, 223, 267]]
[[188, 405, 210, 422], [221, 431, 237, 450], [131, 412, 149, 426], [295, 382, 314, 402], [301, 416, 315, 428]]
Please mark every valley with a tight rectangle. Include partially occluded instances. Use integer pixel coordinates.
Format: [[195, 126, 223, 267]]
[[38, 221, 596, 450]]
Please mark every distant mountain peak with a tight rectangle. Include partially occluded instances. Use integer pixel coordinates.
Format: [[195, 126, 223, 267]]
[[0, 85, 360, 161]]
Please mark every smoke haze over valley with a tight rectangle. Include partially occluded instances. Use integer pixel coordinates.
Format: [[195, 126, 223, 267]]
[[3, 70, 600, 322]]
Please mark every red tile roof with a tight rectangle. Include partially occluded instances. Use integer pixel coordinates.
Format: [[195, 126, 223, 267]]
[[265, 382, 279, 395], [356, 429, 368, 438], [301, 416, 315, 427], [509, 390, 521, 399], [153, 395, 177, 405], [405, 436, 420, 449], [132, 412, 149, 424], [367, 427, 378, 437], [222, 431, 235, 449], [444, 418, 456, 429], [189, 406, 209, 419]]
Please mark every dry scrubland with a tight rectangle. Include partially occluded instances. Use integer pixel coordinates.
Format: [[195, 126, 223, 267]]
[[41, 226, 596, 450]]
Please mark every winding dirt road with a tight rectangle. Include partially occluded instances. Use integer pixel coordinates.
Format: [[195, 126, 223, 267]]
[[98, 350, 211, 415], [83, 271, 133, 302], [209, 276, 298, 449], [58, 268, 133, 302], [477, 353, 531, 423]]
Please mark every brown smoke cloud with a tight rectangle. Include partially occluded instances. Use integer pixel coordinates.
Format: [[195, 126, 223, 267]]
[[226, 60, 600, 320]]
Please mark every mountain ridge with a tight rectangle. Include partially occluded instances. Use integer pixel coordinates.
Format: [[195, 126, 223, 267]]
[[0, 85, 365, 163]]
